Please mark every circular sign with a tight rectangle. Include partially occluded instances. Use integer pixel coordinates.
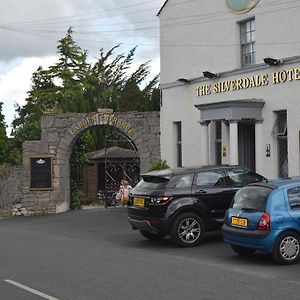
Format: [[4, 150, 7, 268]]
[[226, 0, 260, 13]]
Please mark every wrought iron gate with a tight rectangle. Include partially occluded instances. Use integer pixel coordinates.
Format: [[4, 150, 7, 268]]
[[101, 130, 140, 206], [70, 127, 140, 207]]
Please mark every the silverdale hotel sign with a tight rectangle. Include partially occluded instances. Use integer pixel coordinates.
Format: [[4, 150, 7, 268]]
[[196, 68, 300, 97]]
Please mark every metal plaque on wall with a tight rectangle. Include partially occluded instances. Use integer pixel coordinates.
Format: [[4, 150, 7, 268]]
[[30, 156, 53, 190]]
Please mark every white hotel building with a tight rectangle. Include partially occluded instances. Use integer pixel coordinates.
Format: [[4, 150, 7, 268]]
[[158, 0, 300, 179]]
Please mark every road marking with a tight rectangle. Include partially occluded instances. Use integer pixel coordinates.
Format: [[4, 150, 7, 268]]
[[4, 279, 59, 300]]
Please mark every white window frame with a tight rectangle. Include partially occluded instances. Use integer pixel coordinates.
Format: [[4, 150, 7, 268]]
[[240, 18, 256, 67]]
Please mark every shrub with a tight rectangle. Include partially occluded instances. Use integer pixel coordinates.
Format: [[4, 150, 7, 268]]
[[71, 190, 85, 209], [148, 160, 170, 172]]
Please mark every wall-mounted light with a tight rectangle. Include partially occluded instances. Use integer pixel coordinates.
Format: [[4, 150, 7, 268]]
[[263, 57, 283, 66], [177, 78, 190, 83], [203, 71, 219, 79]]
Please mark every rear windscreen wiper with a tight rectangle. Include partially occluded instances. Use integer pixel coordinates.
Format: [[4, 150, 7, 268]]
[[290, 204, 300, 209]]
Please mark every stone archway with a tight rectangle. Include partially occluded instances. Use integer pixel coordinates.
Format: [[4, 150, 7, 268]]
[[22, 111, 160, 213]]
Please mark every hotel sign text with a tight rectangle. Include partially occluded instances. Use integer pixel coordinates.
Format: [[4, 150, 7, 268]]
[[196, 68, 300, 97]]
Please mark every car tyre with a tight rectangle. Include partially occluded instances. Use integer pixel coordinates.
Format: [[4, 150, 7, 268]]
[[272, 231, 300, 265], [170, 212, 204, 247], [139, 230, 166, 241], [230, 244, 256, 256]]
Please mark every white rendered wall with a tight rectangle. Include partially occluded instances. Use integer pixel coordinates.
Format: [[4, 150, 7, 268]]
[[160, 86, 203, 167], [159, 0, 300, 179], [159, 0, 300, 84], [160, 61, 300, 179]]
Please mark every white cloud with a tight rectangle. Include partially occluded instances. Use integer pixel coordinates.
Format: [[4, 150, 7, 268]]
[[0, 57, 57, 106], [0, 0, 164, 135], [0, 57, 57, 132], [0, 0, 163, 62]]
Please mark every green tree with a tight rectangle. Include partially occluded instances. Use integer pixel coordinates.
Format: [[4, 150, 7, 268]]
[[13, 66, 56, 129], [70, 130, 96, 163], [10, 120, 41, 150], [11, 28, 160, 161], [14, 28, 159, 126], [48, 27, 90, 113], [117, 80, 144, 112], [0, 102, 8, 164], [150, 87, 160, 111]]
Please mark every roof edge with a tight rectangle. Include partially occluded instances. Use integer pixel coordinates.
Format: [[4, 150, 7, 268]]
[[157, 0, 169, 16]]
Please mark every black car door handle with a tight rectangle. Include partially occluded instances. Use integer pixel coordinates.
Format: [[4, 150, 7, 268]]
[[196, 189, 207, 195]]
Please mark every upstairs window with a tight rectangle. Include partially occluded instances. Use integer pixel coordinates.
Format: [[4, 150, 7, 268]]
[[240, 18, 255, 67]]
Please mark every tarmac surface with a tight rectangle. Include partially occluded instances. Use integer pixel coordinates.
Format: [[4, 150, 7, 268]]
[[0, 207, 300, 299]]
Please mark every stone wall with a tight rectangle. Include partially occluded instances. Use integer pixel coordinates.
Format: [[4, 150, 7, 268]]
[[20, 111, 161, 214], [0, 111, 160, 215], [0, 165, 24, 213]]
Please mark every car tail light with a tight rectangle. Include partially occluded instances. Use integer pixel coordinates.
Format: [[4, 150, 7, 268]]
[[149, 196, 171, 205], [257, 212, 270, 231], [149, 219, 160, 225]]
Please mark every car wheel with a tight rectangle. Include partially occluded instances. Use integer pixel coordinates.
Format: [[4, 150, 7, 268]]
[[272, 231, 300, 265], [170, 212, 204, 247], [230, 244, 256, 256], [139, 230, 166, 241]]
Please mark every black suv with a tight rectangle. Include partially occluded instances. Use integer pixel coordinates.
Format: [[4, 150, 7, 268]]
[[127, 165, 265, 247]]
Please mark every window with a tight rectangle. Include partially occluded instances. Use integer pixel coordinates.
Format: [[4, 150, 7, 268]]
[[240, 18, 255, 66], [168, 173, 194, 189], [195, 171, 225, 187], [272, 111, 287, 137], [232, 186, 272, 212], [227, 168, 264, 187], [272, 111, 288, 178], [134, 176, 169, 192], [288, 186, 300, 209], [174, 122, 182, 167]]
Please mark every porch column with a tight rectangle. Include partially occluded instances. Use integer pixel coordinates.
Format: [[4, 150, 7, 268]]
[[229, 121, 239, 165], [200, 121, 210, 165]]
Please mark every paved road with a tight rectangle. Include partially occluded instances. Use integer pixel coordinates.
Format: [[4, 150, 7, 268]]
[[1, 208, 300, 300]]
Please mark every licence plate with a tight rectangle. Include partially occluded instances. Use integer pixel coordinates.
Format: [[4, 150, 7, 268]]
[[231, 217, 248, 227], [133, 197, 144, 207]]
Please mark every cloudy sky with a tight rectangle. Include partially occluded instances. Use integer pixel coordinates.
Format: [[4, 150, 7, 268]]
[[0, 0, 165, 134]]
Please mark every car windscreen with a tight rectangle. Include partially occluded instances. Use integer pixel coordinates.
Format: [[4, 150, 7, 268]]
[[132, 176, 169, 193], [232, 186, 272, 212]]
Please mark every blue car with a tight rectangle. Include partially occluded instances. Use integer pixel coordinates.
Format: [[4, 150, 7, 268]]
[[222, 178, 300, 264]]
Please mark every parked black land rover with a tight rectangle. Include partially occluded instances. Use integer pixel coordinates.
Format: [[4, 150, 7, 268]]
[[127, 165, 266, 247]]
